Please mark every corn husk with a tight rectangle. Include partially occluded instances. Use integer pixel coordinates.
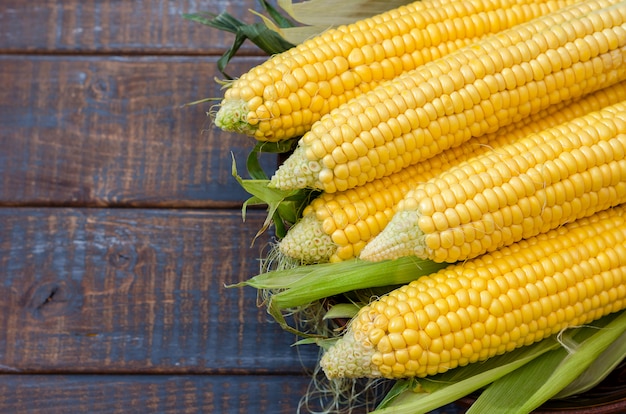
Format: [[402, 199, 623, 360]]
[[275, 0, 412, 43]]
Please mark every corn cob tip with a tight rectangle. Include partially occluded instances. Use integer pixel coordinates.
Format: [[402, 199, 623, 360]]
[[278, 214, 336, 263], [359, 210, 425, 262], [320, 330, 380, 380], [214, 99, 257, 136], [270, 145, 323, 190]]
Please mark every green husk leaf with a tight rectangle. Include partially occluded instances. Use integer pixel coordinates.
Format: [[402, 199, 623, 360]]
[[251, 0, 311, 46], [243, 257, 448, 309], [232, 21, 294, 56], [245, 139, 298, 180], [184, 11, 240, 33], [530, 310, 626, 408], [293, 337, 336, 348], [251, 11, 293, 43], [263, 291, 347, 340], [470, 310, 626, 414], [248, 15, 326, 47], [265, 297, 312, 337], [237, 139, 315, 239], [273, 0, 413, 43], [232, 155, 307, 239], [323, 303, 360, 320], [375, 380, 414, 409], [467, 351, 565, 414], [553, 326, 626, 398], [183, 11, 294, 78], [374, 336, 561, 413], [276, 0, 412, 26], [259, 0, 295, 28], [231, 263, 313, 290]]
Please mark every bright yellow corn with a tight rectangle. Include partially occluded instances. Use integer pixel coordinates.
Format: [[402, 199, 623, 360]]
[[360, 99, 626, 264], [278, 81, 626, 263], [270, 0, 626, 192], [321, 204, 626, 379], [215, 0, 576, 142]]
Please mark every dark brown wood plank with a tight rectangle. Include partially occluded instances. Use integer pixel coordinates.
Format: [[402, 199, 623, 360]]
[[0, 375, 470, 414], [0, 207, 318, 373], [0, 55, 273, 207], [0, 0, 272, 56], [0, 375, 317, 414]]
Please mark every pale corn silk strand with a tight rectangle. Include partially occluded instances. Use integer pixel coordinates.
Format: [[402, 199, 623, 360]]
[[359, 97, 626, 263], [270, 0, 626, 194], [321, 205, 626, 380], [278, 80, 626, 264], [298, 363, 390, 414], [215, 0, 577, 142]]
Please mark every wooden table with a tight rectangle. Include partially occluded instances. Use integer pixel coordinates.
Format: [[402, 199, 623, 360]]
[[0, 1, 473, 412]]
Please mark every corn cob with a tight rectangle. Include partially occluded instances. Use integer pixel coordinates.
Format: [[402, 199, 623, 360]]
[[215, 0, 577, 142], [270, 0, 626, 193], [359, 99, 626, 264], [279, 81, 626, 263], [320, 204, 626, 379]]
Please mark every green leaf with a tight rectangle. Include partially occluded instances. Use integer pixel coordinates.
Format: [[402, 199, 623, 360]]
[[375, 380, 415, 409], [245, 139, 297, 180], [323, 303, 360, 320], [232, 153, 319, 239], [262, 295, 346, 340], [184, 11, 294, 78], [237, 138, 315, 239], [183, 11, 239, 33], [272, 0, 414, 44], [232, 155, 301, 238], [474, 310, 626, 414], [259, 0, 295, 28], [239, 22, 295, 55], [245, 148, 270, 181], [293, 337, 337, 349], [553, 326, 626, 398], [277, 0, 412, 26], [183, 12, 244, 78], [466, 344, 569, 413], [243, 257, 448, 309]]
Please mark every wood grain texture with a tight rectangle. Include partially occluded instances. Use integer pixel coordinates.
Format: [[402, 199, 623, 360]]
[[0, 374, 469, 414], [0, 375, 316, 414], [0, 207, 318, 373], [0, 0, 272, 56], [0, 55, 273, 207]]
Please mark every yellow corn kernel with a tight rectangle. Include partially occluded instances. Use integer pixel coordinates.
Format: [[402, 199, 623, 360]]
[[320, 205, 626, 379], [216, 0, 578, 142], [277, 80, 626, 263], [271, 0, 626, 189], [360, 99, 626, 264]]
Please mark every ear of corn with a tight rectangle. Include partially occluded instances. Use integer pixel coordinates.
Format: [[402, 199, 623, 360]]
[[320, 204, 626, 379], [270, 0, 626, 192], [215, 0, 577, 142], [360, 99, 626, 263], [278, 81, 626, 263]]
